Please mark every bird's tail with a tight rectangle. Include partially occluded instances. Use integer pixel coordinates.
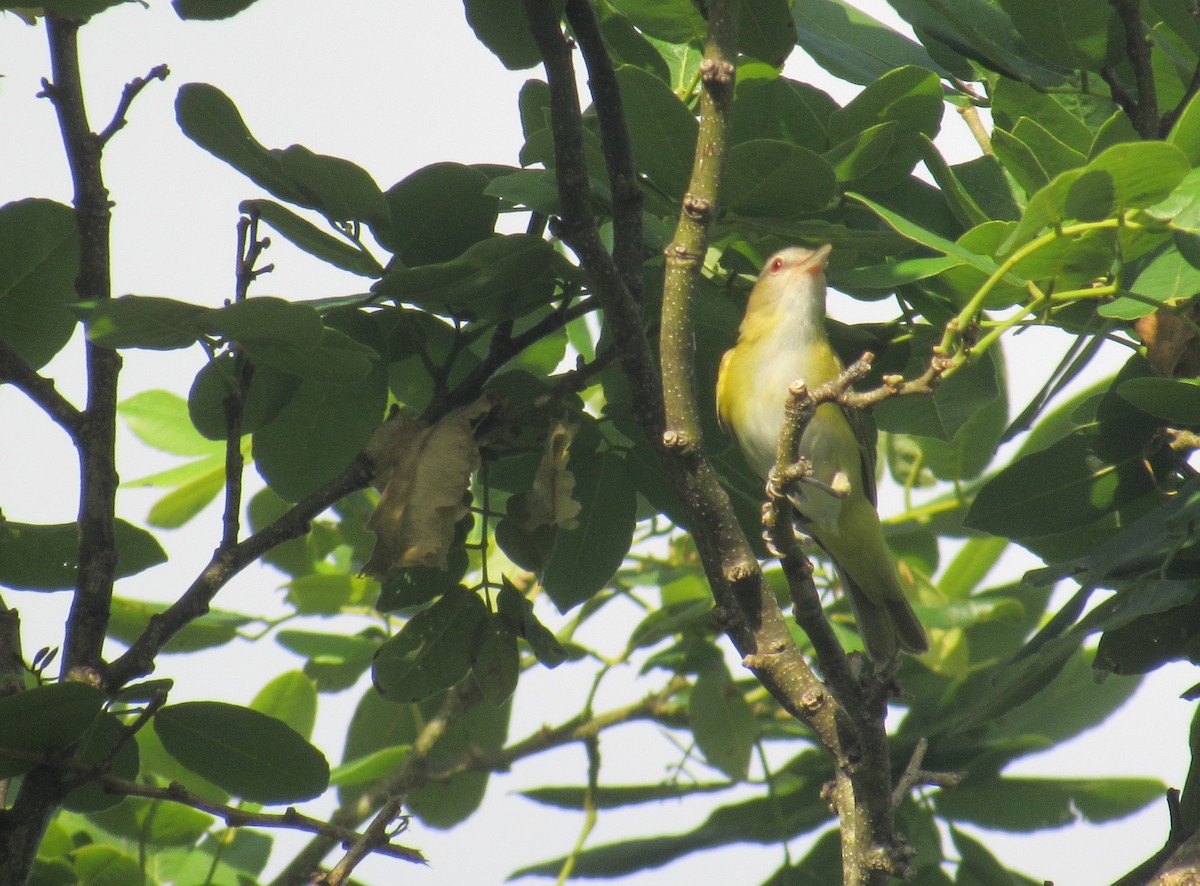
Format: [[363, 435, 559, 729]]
[[839, 567, 929, 661]]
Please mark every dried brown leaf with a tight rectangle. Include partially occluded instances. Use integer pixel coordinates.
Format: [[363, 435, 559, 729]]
[[522, 421, 582, 532], [363, 397, 496, 578]]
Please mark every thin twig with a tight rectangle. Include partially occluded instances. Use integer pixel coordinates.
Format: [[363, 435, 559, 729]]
[[97, 63, 169, 144], [0, 340, 83, 436], [1107, 0, 1158, 138]]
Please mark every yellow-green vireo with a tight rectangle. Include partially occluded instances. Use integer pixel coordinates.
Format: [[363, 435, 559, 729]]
[[715, 244, 928, 660]]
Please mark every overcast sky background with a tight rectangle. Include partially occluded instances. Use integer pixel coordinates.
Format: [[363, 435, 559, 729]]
[[1, 2, 1197, 884]]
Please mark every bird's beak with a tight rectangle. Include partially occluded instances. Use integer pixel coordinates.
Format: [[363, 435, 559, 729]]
[[805, 243, 832, 275]]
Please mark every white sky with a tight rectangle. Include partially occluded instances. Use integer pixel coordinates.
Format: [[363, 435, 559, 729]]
[[1, 2, 1197, 884]]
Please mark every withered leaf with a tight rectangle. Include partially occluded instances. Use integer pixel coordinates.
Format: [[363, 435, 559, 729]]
[[522, 421, 582, 532], [363, 396, 496, 578]]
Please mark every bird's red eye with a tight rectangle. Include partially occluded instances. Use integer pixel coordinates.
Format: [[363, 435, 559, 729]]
[[769, 257, 785, 273]]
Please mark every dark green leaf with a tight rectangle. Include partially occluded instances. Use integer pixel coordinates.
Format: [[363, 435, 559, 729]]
[[731, 77, 827, 151], [273, 144, 389, 228], [996, 0, 1121, 69], [991, 79, 1095, 154], [64, 713, 140, 812], [496, 578, 568, 668], [27, 0, 131, 14], [373, 586, 488, 703], [378, 163, 499, 265], [188, 354, 301, 440], [992, 127, 1050, 197], [0, 683, 104, 778], [172, 0, 262, 20], [951, 827, 1042, 885], [407, 694, 511, 828], [0, 199, 79, 370], [542, 451, 637, 611], [86, 796, 214, 847], [965, 429, 1157, 539], [338, 688, 422, 807], [521, 781, 730, 810], [80, 295, 208, 351], [1118, 376, 1200, 424], [252, 361, 385, 501], [615, 64, 698, 200], [275, 629, 380, 692], [70, 845, 143, 886], [606, 0, 705, 44], [936, 776, 1164, 831], [723, 140, 836, 217], [736, 0, 795, 66], [0, 519, 166, 592], [471, 613, 520, 706], [791, 0, 955, 85], [373, 234, 562, 321], [242, 199, 383, 277], [690, 663, 757, 781], [828, 65, 943, 145], [154, 701, 329, 804], [463, 0, 558, 70], [176, 83, 304, 204]]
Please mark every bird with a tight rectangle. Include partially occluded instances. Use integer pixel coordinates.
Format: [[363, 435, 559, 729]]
[[715, 244, 928, 660]]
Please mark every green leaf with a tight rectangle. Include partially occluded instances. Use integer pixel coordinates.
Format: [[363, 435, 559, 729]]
[[241, 199, 383, 278], [107, 597, 254, 653], [542, 451, 637, 611], [275, 629, 380, 693], [377, 163, 499, 266], [496, 578, 568, 668], [996, 0, 1121, 69], [80, 295, 208, 351], [463, 0, 558, 70], [471, 612, 520, 706], [731, 77, 827, 152], [735, 0, 795, 66], [176, 82, 304, 204], [154, 701, 330, 804], [338, 688, 422, 807], [251, 670, 317, 741], [605, 0, 706, 45], [329, 745, 409, 787], [373, 586, 488, 703], [373, 234, 562, 321], [284, 572, 377, 615], [723, 140, 836, 217], [252, 361, 386, 501], [145, 464, 226, 529], [0, 199, 79, 370], [0, 682, 105, 778], [273, 144, 389, 229], [1118, 376, 1200, 424], [120, 390, 222, 458], [86, 796, 214, 847], [936, 777, 1164, 831], [64, 712, 140, 812], [689, 664, 757, 781], [1012, 117, 1087, 177], [791, 0, 955, 85], [828, 65, 943, 145], [407, 694, 512, 828], [70, 845, 144, 886], [992, 127, 1050, 197], [965, 428, 1157, 539], [172, 0, 262, 19], [521, 781, 730, 810], [991, 79, 1095, 155], [615, 64, 698, 200], [187, 354, 300, 440], [0, 519, 166, 592], [887, 0, 1070, 87], [951, 827, 1042, 886]]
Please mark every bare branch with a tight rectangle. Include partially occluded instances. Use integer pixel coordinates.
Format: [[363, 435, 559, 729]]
[[0, 340, 83, 437], [97, 63, 169, 145], [105, 454, 374, 689], [1106, 0, 1158, 138]]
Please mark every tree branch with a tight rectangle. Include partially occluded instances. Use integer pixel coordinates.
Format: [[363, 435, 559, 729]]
[[44, 14, 124, 684], [97, 63, 169, 145], [1106, 0, 1158, 138], [564, 0, 644, 299], [105, 454, 374, 689], [0, 339, 83, 437]]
